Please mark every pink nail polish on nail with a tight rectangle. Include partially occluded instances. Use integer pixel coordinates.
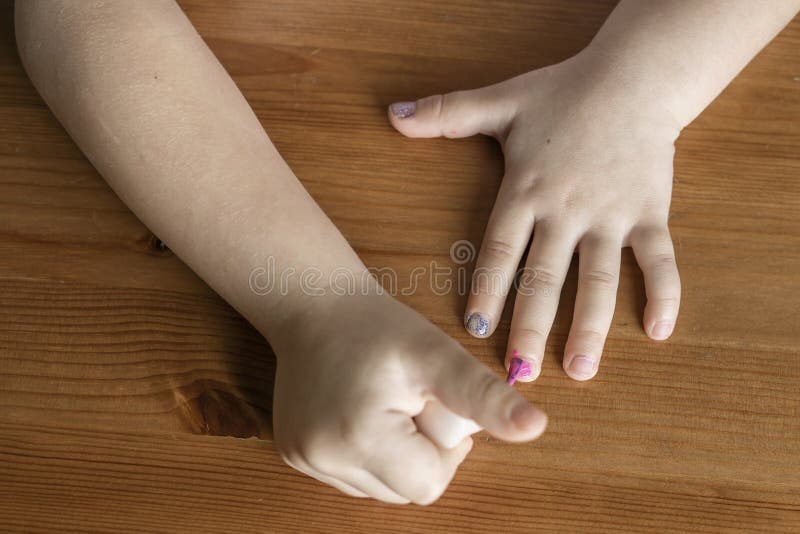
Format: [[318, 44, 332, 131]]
[[506, 357, 532, 386]]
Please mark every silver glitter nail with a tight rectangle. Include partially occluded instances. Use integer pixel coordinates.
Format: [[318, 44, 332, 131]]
[[465, 313, 490, 337]]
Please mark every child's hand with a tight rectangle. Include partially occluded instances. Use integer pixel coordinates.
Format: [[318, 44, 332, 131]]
[[389, 50, 682, 382], [271, 292, 547, 505]]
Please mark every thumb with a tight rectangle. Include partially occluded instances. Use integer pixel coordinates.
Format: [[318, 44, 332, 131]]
[[387, 85, 515, 140], [427, 346, 548, 443]]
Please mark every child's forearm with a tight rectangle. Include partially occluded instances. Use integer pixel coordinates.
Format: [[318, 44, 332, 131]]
[[15, 1, 367, 350], [16, 2, 549, 503], [584, 0, 800, 128]]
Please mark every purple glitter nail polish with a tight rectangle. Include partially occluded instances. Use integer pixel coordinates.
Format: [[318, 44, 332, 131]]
[[389, 101, 416, 119]]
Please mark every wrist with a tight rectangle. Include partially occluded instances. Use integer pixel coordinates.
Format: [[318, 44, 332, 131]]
[[574, 44, 693, 132], [248, 257, 386, 357]]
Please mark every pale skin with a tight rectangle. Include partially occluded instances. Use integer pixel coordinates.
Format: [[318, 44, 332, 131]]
[[15, 0, 547, 506], [389, 0, 800, 382], [15, 0, 798, 504]]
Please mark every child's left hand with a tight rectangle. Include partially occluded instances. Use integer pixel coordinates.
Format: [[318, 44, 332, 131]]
[[388, 50, 682, 382]]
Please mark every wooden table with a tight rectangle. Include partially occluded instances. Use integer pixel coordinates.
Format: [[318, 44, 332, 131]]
[[1, 1, 798, 532]]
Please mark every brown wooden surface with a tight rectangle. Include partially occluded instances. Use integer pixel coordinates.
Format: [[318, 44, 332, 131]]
[[1, 1, 799, 532]]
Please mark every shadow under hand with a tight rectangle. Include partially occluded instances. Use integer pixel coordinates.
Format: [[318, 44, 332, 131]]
[[171, 302, 277, 441]]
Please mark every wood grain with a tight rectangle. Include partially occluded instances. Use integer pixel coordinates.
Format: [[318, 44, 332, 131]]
[[1, 0, 799, 532]]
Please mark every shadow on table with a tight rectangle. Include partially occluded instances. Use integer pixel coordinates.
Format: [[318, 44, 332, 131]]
[[170, 296, 278, 442]]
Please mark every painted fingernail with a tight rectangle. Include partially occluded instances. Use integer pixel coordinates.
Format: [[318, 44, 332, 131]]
[[465, 312, 490, 337], [389, 101, 416, 119], [567, 354, 597, 380], [506, 357, 532, 386], [651, 321, 674, 340]]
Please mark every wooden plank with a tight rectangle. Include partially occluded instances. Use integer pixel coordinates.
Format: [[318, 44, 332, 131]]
[[1, 422, 798, 533]]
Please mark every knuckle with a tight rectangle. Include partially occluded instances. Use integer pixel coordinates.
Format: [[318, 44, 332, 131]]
[[561, 185, 584, 212], [480, 238, 517, 263], [633, 224, 667, 245], [531, 266, 559, 287], [518, 266, 561, 297], [651, 295, 681, 311], [418, 93, 447, 125], [394, 456, 446, 505], [571, 328, 607, 347], [511, 325, 548, 346], [650, 253, 680, 280], [503, 173, 538, 199], [407, 470, 448, 506], [580, 268, 618, 289], [652, 252, 677, 268], [438, 92, 460, 123]]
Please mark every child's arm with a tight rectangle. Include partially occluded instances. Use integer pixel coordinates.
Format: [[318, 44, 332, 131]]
[[389, 0, 800, 382], [588, 0, 800, 129], [15, 1, 546, 504]]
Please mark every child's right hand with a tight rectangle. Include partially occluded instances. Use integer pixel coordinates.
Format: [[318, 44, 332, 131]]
[[270, 291, 547, 505]]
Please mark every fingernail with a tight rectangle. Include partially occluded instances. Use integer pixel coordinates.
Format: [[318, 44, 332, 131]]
[[567, 354, 597, 380], [465, 312, 491, 337], [506, 357, 532, 386], [651, 321, 674, 340], [389, 101, 416, 119]]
